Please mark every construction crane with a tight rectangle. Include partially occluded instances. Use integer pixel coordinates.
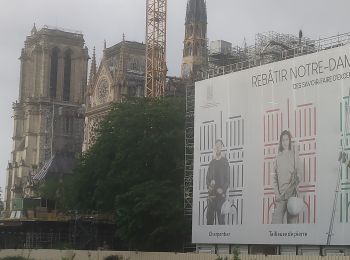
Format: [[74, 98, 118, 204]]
[[145, 0, 167, 97]]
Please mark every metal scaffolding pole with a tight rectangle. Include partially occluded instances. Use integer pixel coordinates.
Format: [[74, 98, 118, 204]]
[[184, 81, 195, 251]]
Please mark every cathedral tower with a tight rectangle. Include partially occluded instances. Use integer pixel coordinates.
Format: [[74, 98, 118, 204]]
[[181, 0, 208, 79], [5, 26, 88, 210]]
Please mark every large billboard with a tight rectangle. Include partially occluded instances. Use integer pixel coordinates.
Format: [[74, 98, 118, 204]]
[[193, 44, 350, 245]]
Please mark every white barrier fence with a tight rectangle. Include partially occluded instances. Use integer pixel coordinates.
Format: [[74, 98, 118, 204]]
[[0, 250, 349, 260]]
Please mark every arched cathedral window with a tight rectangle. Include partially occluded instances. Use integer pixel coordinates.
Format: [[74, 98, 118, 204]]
[[193, 43, 198, 56], [49, 47, 59, 98], [189, 25, 193, 36], [63, 49, 72, 101], [185, 43, 191, 56]]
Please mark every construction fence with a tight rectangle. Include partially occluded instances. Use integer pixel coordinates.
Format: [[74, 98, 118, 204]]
[[0, 250, 349, 260]]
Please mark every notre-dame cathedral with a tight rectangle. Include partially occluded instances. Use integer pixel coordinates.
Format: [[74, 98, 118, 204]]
[[4, 0, 207, 211], [4, 26, 88, 210]]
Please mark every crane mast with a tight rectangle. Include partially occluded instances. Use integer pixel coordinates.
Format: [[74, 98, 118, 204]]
[[145, 0, 167, 97]]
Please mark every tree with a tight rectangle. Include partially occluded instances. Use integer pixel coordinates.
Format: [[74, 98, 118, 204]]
[[39, 176, 66, 211], [66, 97, 186, 251]]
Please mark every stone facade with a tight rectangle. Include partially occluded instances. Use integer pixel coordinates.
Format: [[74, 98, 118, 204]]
[[5, 26, 88, 210], [83, 39, 146, 151]]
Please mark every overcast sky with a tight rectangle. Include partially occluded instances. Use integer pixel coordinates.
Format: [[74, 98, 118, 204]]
[[1, 0, 350, 195]]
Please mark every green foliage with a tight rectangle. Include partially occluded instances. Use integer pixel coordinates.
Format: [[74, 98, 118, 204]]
[[65, 97, 186, 251], [215, 247, 240, 260], [39, 177, 59, 200], [39, 176, 67, 211], [215, 257, 230, 260], [232, 247, 241, 260]]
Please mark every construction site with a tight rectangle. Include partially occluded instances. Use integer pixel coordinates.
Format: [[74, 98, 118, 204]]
[[1, 0, 350, 256]]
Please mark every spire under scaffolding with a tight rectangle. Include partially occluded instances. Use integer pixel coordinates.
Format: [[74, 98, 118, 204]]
[[116, 34, 128, 98], [181, 0, 208, 79], [145, 0, 167, 97]]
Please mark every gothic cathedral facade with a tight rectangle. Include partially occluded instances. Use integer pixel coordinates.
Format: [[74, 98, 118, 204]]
[[5, 26, 88, 210], [83, 39, 146, 151]]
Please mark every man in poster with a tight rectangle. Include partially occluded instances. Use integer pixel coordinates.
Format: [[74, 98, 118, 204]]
[[206, 139, 230, 225]]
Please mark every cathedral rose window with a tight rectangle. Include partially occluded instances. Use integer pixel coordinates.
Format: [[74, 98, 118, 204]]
[[97, 79, 109, 103]]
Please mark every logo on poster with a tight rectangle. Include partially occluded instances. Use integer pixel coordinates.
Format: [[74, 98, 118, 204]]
[[201, 84, 220, 108]]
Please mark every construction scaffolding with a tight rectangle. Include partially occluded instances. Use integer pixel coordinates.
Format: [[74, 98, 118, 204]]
[[205, 31, 350, 79], [209, 40, 251, 68], [209, 31, 313, 70], [184, 81, 195, 252], [0, 213, 116, 250], [255, 31, 315, 63]]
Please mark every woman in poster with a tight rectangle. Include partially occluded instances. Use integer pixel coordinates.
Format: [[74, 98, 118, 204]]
[[271, 130, 302, 224]]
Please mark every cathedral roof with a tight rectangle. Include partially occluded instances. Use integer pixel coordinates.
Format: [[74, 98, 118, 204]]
[[25, 26, 85, 48], [185, 0, 207, 24], [104, 41, 145, 58]]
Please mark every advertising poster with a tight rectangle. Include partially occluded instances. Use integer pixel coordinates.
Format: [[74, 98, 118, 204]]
[[193, 44, 350, 245]]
